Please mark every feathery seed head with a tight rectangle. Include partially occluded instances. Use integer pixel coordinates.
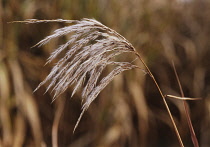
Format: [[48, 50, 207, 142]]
[[24, 18, 139, 131]]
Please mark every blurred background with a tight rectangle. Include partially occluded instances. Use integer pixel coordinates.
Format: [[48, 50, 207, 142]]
[[0, 0, 210, 146]]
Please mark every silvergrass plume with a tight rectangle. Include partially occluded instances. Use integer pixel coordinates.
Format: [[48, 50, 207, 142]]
[[17, 18, 141, 132], [14, 18, 184, 146]]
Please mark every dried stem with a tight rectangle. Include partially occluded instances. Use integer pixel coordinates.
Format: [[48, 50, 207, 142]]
[[52, 97, 65, 147], [172, 62, 199, 147], [135, 52, 184, 147]]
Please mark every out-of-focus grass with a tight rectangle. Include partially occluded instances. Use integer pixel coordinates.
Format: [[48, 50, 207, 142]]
[[0, 0, 209, 146]]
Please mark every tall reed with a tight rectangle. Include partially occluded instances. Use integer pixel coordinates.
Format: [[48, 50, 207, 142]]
[[13, 18, 185, 146]]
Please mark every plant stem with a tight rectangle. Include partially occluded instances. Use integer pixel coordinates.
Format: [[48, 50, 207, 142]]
[[135, 52, 184, 147], [172, 62, 199, 147]]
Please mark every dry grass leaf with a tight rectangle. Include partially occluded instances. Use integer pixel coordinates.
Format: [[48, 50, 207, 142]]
[[9, 60, 45, 147]]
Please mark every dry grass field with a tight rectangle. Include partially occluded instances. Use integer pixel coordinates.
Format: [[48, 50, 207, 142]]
[[0, 0, 210, 146]]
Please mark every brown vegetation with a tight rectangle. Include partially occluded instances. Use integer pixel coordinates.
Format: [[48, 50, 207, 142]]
[[1, 0, 210, 147]]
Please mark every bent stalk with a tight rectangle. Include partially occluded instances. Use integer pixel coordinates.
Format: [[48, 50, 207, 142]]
[[135, 52, 184, 147]]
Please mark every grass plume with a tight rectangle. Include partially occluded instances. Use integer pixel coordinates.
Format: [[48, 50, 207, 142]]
[[15, 18, 185, 146], [25, 18, 140, 132]]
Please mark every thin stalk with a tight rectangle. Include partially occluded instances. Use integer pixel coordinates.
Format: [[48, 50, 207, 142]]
[[172, 62, 199, 147], [135, 52, 184, 147], [52, 98, 65, 147]]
